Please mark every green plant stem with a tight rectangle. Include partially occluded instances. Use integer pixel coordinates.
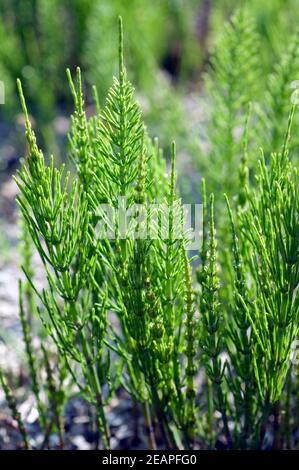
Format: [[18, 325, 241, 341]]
[[256, 400, 272, 449], [273, 401, 281, 449], [19, 280, 46, 430], [78, 328, 110, 449], [144, 401, 157, 450], [183, 248, 197, 449], [151, 385, 177, 449], [0, 369, 30, 449], [206, 377, 215, 449], [41, 416, 55, 450], [42, 345, 65, 449], [284, 368, 292, 449], [213, 362, 232, 448]]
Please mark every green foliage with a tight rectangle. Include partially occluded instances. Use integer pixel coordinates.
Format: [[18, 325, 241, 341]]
[[200, 9, 260, 206], [0, 0, 201, 156], [85, 0, 166, 97], [0, 368, 30, 449], [0, 9, 299, 452], [18, 217, 69, 448], [0, 21, 21, 115], [197, 7, 299, 313], [260, 32, 299, 156], [11, 17, 201, 449], [238, 109, 299, 405], [85, 0, 201, 97], [15, 76, 114, 447]]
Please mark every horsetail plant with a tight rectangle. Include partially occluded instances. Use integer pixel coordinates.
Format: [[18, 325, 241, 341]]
[[238, 107, 299, 406], [19, 214, 70, 448], [224, 197, 256, 448], [67, 19, 198, 448], [15, 77, 114, 449], [0, 368, 30, 449], [9, 14, 299, 451], [198, 186, 231, 448], [218, 106, 299, 448], [13, 16, 201, 449], [18, 280, 46, 432], [197, 98, 299, 449], [201, 8, 259, 209], [0, 213, 70, 449]]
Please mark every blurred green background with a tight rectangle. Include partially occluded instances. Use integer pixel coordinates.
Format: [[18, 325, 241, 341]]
[[0, 0, 299, 192]]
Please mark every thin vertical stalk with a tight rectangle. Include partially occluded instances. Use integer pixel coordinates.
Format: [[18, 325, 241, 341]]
[[78, 327, 110, 449], [206, 377, 215, 449], [183, 248, 197, 448], [272, 401, 281, 450], [143, 401, 157, 450], [0, 369, 30, 449], [42, 345, 64, 449], [19, 280, 46, 430], [284, 367, 292, 449]]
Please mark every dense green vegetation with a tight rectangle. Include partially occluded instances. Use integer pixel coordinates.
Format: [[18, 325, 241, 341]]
[[0, 1, 299, 450]]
